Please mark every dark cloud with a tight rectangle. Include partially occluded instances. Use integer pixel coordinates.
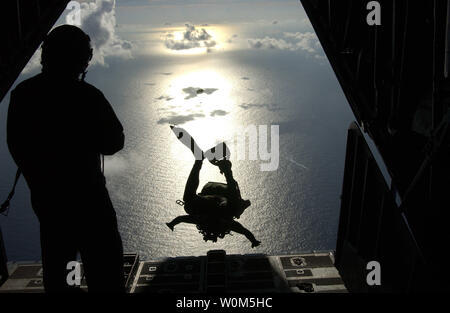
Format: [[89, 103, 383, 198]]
[[183, 87, 218, 99], [156, 95, 173, 101], [241, 77, 250, 80], [157, 113, 205, 125], [239, 103, 281, 112], [210, 110, 229, 117], [239, 103, 264, 109], [227, 34, 238, 43]]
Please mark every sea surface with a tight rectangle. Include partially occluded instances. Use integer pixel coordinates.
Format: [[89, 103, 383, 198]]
[[0, 48, 354, 261]]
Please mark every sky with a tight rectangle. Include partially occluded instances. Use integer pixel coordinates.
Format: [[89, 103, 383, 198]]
[[0, 0, 356, 260], [22, 0, 323, 73]]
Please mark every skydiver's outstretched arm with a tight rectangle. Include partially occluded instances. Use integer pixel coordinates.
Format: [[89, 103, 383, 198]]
[[166, 215, 198, 231], [229, 220, 261, 248]]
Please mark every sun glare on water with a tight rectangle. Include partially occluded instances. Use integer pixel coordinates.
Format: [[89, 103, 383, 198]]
[[161, 69, 242, 163], [173, 70, 234, 134]]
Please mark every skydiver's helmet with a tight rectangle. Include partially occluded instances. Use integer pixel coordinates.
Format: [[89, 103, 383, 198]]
[[41, 25, 93, 79], [196, 218, 230, 243]]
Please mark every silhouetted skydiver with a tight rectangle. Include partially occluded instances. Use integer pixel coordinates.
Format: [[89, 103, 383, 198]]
[[167, 213, 261, 248], [166, 158, 261, 248], [7, 25, 125, 293]]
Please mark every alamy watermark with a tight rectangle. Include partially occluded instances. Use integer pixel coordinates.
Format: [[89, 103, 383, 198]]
[[66, 261, 82, 286], [172, 124, 280, 172], [66, 1, 82, 26], [366, 1, 381, 26], [224, 124, 279, 172], [366, 261, 381, 286]]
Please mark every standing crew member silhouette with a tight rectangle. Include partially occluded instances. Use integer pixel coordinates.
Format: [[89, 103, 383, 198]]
[[7, 25, 125, 292]]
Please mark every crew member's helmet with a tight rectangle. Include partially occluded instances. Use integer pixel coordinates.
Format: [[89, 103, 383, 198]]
[[41, 25, 93, 78]]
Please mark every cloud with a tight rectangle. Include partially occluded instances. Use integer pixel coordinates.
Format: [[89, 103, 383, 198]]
[[283, 32, 320, 53], [210, 110, 228, 117], [74, 0, 133, 65], [248, 31, 322, 57], [248, 37, 293, 50], [22, 50, 42, 74], [22, 0, 132, 75], [105, 151, 144, 175], [164, 23, 216, 51], [182, 87, 218, 99]]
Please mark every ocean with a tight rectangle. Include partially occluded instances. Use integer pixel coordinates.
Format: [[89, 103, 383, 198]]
[[0, 47, 354, 261]]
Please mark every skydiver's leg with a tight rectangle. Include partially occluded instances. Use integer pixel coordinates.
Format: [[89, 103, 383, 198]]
[[166, 215, 198, 231], [229, 220, 261, 248]]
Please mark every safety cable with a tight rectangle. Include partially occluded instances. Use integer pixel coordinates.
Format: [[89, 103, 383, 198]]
[[0, 169, 21, 216]]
